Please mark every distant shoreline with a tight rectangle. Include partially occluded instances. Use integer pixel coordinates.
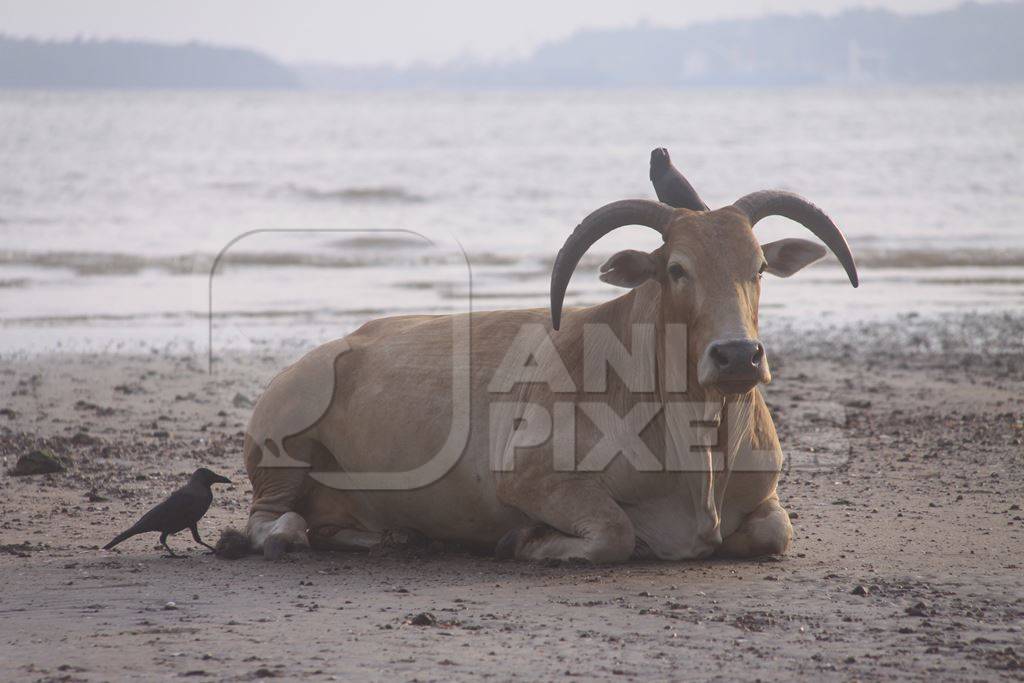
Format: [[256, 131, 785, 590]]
[[3, 2, 1022, 89]]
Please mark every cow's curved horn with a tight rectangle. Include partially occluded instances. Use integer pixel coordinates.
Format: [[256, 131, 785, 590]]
[[550, 199, 674, 330], [649, 148, 708, 211], [733, 190, 859, 288]]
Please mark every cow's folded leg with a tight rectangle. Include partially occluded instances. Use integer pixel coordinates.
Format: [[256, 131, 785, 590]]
[[244, 434, 315, 560], [496, 478, 635, 564], [717, 496, 792, 558], [310, 526, 382, 551]]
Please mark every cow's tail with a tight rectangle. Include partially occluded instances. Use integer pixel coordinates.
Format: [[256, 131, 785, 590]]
[[214, 528, 251, 559]]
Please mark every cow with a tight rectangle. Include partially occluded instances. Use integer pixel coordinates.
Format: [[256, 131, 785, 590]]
[[235, 148, 858, 563]]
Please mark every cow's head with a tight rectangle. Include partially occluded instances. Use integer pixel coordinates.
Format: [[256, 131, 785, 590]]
[[549, 148, 858, 397]]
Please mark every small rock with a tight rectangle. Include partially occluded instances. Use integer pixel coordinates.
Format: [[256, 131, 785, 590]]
[[70, 432, 99, 446], [164, 601, 178, 611], [851, 585, 869, 596], [905, 601, 930, 617], [232, 393, 254, 408], [86, 490, 108, 502], [250, 668, 278, 679], [407, 612, 436, 626], [10, 450, 65, 476]]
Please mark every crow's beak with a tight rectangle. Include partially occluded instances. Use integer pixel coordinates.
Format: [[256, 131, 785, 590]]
[[212, 474, 231, 485]]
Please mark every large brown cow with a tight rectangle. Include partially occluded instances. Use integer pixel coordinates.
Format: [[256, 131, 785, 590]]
[[237, 149, 858, 562]]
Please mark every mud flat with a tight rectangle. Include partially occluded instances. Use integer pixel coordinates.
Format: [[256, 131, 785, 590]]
[[1, 313, 1022, 681]]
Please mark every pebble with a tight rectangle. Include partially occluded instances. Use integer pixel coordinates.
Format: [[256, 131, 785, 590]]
[[10, 450, 65, 476], [407, 612, 436, 626]]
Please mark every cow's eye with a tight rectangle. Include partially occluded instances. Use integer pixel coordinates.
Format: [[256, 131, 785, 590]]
[[668, 263, 687, 281]]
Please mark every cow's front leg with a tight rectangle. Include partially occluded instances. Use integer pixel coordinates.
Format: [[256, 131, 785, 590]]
[[717, 496, 792, 558], [495, 476, 635, 564]]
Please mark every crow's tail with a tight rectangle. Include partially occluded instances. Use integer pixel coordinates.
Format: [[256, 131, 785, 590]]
[[103, 526, 140, 550]]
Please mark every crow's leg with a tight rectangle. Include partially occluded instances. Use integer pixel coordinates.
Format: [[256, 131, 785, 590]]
[[190, 524, 217, 553], [160, 531, 185, 558]]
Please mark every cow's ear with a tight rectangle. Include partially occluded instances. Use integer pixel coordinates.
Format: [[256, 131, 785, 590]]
[[599, 250, 657, 288], [761, 238, 828, 278]]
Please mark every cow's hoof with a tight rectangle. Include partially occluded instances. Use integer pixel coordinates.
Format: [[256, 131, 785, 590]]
[[632, 537, 656, 560], [380, 527, 429, 549], [495, 524, 550, 560], [494, 528, 522, 560], [263, 535, 289, 560]]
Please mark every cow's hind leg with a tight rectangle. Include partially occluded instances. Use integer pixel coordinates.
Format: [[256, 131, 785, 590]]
[[244, 435, 313, 560], [717, 496, 792, 558], [297, 480, 382, 551], [496, 477, 635, 564]]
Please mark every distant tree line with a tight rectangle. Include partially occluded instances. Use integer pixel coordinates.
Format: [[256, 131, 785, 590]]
[[2, 2, 1021, 89], [0, 36, 298, 88]]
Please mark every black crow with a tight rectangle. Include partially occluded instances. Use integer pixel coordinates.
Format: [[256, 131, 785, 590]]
[[649, 147, 709, 211], [103, 468, 231, 556]]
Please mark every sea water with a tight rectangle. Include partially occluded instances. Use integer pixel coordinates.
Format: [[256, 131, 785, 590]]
[[1, 87, 1022, 354]]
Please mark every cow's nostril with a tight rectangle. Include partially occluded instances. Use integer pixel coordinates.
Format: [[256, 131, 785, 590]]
[[751, 343, 765, 366], [709, 344, 729, 369]]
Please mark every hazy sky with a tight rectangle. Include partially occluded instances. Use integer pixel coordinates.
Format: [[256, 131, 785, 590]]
[[0, 0, 993, 65]]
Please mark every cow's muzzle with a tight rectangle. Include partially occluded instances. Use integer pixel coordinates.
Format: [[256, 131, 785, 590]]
[[698, 338, 770, 395]]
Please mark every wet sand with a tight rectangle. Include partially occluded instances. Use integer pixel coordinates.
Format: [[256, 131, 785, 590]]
[[1, 313, 1022, 681]]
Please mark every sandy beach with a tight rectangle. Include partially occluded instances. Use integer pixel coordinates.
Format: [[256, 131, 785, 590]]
[[1, 312, 1021, 681], [3, 4, 1024, 680]]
